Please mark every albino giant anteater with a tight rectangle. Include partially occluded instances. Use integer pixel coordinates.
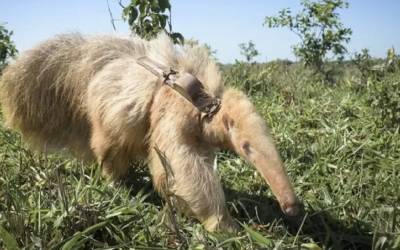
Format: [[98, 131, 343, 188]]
[[0, 33, 300, 231]]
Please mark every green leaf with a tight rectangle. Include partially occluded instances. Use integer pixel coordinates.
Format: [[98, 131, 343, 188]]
[[138, 1, 147, 14], [128, 7, 139, 26], [61, 232, 83, 250], [81, 221, 109, 235], [150, 0, 160, 12], [61, 221, 109, 250], [301, 243, 322, 250], [170, 32, 184, 44], [158, 0, 171, 11], [0, 225, 19, 250], [191, 244, 206, 250], [242, 224, 273, 247], [106, 207, 138, 219], [159, 14, 168, 29]]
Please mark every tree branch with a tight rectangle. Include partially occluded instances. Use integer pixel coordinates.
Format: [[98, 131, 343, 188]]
[[106, 0, 117, 31]]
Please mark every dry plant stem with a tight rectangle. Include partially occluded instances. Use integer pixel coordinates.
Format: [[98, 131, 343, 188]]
[[154, 145, 186, 244]]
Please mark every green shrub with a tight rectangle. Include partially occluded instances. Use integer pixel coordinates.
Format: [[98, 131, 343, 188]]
[[264, 0, 352, 76], [223, 60, 320, 99], [238, 41, 259, 63], [368, 72, 400, 129], [121, 0, 183, 44], [0, 24, 17, 73], [353, 49, 375, 84], [223, 61, 269, 95]]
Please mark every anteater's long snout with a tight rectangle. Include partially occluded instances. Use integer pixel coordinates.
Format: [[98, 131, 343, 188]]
[[250, 146, 300, 217], [229, 128, 300, 217]]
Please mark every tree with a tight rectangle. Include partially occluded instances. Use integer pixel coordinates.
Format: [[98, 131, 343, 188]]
[[121, 0, 184, 44], [264, 0, 352, 74], [0, 24, 17, 73], [239, 40, 259, 63]]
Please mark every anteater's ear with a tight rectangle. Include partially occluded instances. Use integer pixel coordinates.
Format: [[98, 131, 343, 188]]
[[222, 113, 234, 132]]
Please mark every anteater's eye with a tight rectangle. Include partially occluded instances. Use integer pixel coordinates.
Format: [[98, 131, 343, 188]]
[[241, 141, 251, 155]]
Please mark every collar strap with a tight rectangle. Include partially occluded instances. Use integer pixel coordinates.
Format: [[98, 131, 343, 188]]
[[136, 56, 221, 119]]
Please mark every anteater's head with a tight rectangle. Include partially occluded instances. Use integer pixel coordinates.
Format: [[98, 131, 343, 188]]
[[203, 88, 300, 217]]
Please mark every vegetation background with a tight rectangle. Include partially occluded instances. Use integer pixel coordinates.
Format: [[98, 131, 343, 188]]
[[0, 0, 399, 249]]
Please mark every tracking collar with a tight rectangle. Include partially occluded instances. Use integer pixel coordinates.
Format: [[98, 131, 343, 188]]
[[136, 56, 221, 120]]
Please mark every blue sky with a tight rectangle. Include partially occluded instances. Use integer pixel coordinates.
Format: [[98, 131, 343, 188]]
[[1, 0, 399, 63]]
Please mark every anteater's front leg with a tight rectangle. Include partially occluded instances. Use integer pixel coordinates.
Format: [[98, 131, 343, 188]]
[[148, 142, 235, 231], [148, 87, 236, 231]]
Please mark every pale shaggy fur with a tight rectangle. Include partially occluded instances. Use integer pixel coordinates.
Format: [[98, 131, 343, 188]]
[[0, 33, 299, 231]]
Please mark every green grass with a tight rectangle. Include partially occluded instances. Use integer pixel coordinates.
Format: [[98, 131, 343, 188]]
[[1, 63, 399, 249]]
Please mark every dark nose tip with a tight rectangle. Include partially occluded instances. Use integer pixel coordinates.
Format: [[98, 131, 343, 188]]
[[283, 204, 300, 217], [281, 199, 301, 217]]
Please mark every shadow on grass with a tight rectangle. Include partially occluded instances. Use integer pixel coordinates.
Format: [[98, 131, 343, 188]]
[[224, 187, 373, 250], [119, 164, 164, 205], [121, 166, 373, 249]]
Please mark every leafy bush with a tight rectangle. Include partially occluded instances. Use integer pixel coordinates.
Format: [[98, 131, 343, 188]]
[[223, 59, 318, 98], [370, 47, 400, 78], [223, 61, 263, 95], [122, 0, 183, 44], [351, 47, 400, 129], [368, 72, 400, 129], [0, 24, 17, 73], [352, 47, 400, 92], [264, 0, 352, 76], [352, 49, 375, 83], [238, 40, 259, 63]]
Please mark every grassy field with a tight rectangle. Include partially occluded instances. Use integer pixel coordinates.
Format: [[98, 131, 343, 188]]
[[0, 62, 399, 249]]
